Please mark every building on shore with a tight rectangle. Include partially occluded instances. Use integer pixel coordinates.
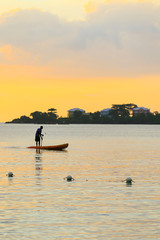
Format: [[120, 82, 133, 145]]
[[132, 107, 150, 116], [68, 108, 86, 117], [100, 108, 112, 116]]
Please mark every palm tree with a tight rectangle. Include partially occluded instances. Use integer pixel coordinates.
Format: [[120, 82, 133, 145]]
[[48, 108, 57, 113]]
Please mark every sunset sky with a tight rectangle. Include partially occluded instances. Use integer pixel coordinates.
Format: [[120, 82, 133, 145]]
[[0, 0, 160, 122]]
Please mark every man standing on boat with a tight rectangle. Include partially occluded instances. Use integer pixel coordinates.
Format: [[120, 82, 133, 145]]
[[35, 126, 44, 146]]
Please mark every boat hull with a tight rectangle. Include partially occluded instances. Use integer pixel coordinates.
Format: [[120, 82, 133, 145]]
[[27, 143, 69, 150]]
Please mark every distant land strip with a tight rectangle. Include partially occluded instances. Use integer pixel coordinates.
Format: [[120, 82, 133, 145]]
[[6, 104, 160, 124]]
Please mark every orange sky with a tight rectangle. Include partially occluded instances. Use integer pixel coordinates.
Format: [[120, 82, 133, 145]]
[[0, 0, 160, 122]]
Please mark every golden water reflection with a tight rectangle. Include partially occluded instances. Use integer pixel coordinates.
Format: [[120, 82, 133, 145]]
[[0, 124, 160, 239]]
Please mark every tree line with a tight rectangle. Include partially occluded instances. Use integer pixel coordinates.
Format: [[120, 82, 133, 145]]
[[6, 104, 160, 124]]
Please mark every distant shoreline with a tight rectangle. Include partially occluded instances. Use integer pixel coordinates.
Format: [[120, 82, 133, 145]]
[[5, 122, 160, 125], [5, 105, 160, 125]]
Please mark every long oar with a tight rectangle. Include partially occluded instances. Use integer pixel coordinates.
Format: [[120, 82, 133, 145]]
[[40, 135, 43, 146]]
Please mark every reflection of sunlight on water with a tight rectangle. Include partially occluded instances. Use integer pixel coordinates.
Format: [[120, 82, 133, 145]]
[[0, 124, 160, 239]]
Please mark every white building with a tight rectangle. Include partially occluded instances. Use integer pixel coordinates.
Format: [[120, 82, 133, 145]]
[[100, 108, 112, 116], [68, 108, 86, 117]]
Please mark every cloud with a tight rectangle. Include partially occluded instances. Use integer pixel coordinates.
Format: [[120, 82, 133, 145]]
[[0, 2, 160, 77], [84, 1, 97, 13]]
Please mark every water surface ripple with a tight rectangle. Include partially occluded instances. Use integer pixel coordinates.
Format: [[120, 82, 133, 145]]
[[0, 124, 160, 239]]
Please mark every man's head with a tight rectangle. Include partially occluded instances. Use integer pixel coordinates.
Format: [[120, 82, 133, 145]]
[[40, 126, 43, 129]]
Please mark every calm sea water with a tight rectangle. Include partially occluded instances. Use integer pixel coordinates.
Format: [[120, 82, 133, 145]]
[[0, 123, 160, 239]]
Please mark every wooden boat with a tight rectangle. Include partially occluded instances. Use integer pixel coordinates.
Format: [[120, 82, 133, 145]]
[[27, 143, 69, 150]]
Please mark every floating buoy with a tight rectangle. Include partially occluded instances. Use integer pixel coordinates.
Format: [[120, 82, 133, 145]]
[[64, 175, 75, 181], [122, 177, 135, 184], [7, 172, 14, 177]]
